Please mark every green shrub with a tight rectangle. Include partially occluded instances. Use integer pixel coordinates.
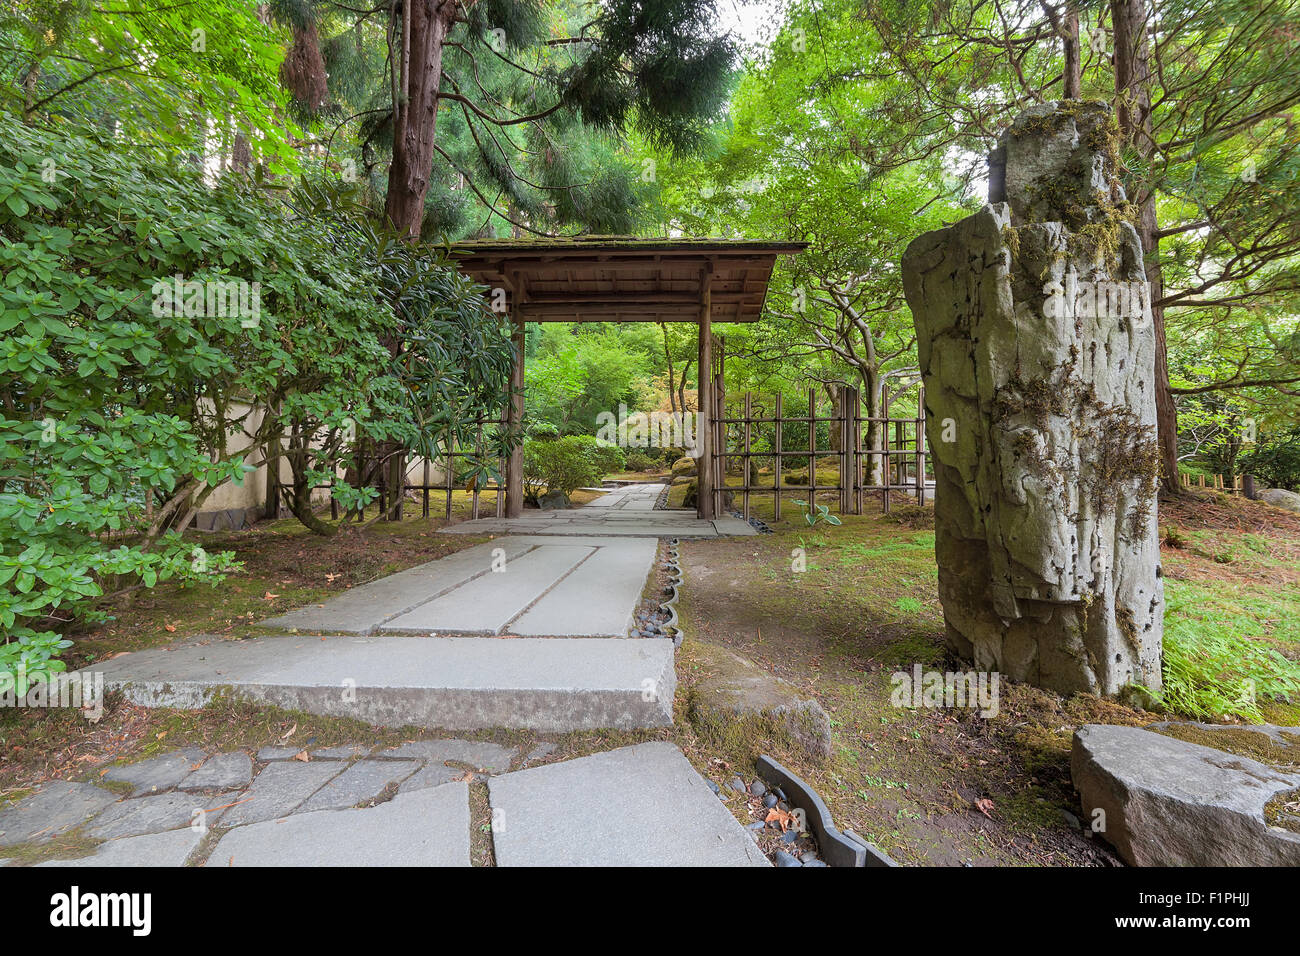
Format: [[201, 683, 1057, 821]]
[[0, 116, 510, 683], [522, 437, 604, 500], [625, 451, 656, 472], [566, 435, 626, 475]]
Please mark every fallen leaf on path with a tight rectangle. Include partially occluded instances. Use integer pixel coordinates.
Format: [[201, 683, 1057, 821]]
[[975, 797, 995, 818], [293, 750, 310, 762], [765, 807, 794, 831]]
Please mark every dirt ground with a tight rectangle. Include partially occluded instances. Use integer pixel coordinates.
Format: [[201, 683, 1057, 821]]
[[668, 488, 1300, 866]]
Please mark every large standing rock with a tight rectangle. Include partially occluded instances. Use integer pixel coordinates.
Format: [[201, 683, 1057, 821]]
[[901, 102, 1163, 696], [1072, 723, 1300, 866]]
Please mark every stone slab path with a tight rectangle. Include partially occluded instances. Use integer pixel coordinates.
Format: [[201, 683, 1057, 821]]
[[0, 742, 769, 867], [440, 482, 756, 537], [261, 535, 658, 637], [81, 633, 675, 731], [489, 742, 769, 867]]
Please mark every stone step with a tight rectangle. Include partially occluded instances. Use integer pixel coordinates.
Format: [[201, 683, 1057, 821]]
[[83, 634, 676, 732]]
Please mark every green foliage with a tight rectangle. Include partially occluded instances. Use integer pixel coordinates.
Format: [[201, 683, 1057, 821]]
[[1239, 429, 1300, 491], [524, 323, 657, 434], [0, 115, 509, 680], [522, 436, 606, 500], [791, 499, 842, 528], [0, 0, 297, 168], [566, 435, 627, 475], [1147, 582, 1300, 721], [625, 451, 657, 471]]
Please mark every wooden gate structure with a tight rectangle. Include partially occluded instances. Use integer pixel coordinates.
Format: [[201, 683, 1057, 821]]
[[448, 238, 805, 521], [306, 239, 938, 525]]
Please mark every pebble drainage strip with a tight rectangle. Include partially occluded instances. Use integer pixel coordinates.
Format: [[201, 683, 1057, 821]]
[[629, 538, 682, 642]]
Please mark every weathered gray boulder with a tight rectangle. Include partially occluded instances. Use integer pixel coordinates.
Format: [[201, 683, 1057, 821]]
[[902, 102, 1163, 696], [1072, 723, 1300, 866], [1261, 488, 1300, 513]]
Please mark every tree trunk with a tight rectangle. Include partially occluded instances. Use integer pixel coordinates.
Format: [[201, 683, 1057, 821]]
[[1111, 0, 1179, 493], [1062, 4, 1081, 98], [383, 0, 458, 237], [862, 368, 883, 486], [661, 323, 677, 415]]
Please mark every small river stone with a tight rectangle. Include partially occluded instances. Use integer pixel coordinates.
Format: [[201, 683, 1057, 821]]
[[773, 850, 802, 867]]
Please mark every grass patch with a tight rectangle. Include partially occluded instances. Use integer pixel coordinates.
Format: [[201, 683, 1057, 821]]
[[1146, 581, 1300, 721]]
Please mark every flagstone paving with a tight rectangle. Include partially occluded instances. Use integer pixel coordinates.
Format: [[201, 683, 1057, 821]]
[[0, 741, 771, 867]]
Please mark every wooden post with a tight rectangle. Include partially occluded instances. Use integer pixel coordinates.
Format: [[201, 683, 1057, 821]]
[[839, 385, 851, 514], [715, 335, 726, 516], [808, 387, 817, 504], [774, 392, 783, 521], [422, 459, 430, 518], [915, 384, 927, 505], [882, 387, 891, 514], [445, 436, 454, 519], [505, 301, 525, 518], [696, 264, 714, 520], [743, 391, 752, 520]]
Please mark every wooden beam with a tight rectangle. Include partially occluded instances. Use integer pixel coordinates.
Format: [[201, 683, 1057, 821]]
[[696, 263, 714, 520]]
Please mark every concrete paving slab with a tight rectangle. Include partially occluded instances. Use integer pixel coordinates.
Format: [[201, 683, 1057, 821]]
[[259, 537, 539, 634], [210, 782, 470, 867], [36, 828, 204, 867], [489, 742, 770, 867], [298, 759, 420, 811], [382, 544, 595, 634], [0, 782, 120, 846], [512, 538, 657, 636], [220, 761, 343, 827], [83, 635, 675, 731]]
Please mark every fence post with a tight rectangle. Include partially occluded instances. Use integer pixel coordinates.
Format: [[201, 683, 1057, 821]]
[[743, 391, 752, 521], [915, 384, 927, 505], [808, 387, 817, 504], [445, 437, 454, 519], [839, 385, 851, 514], [774, 392, 783, 522], [882, 387, 891, 514], [422, 459, 430, 518], [853, 385, 863, 514]]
